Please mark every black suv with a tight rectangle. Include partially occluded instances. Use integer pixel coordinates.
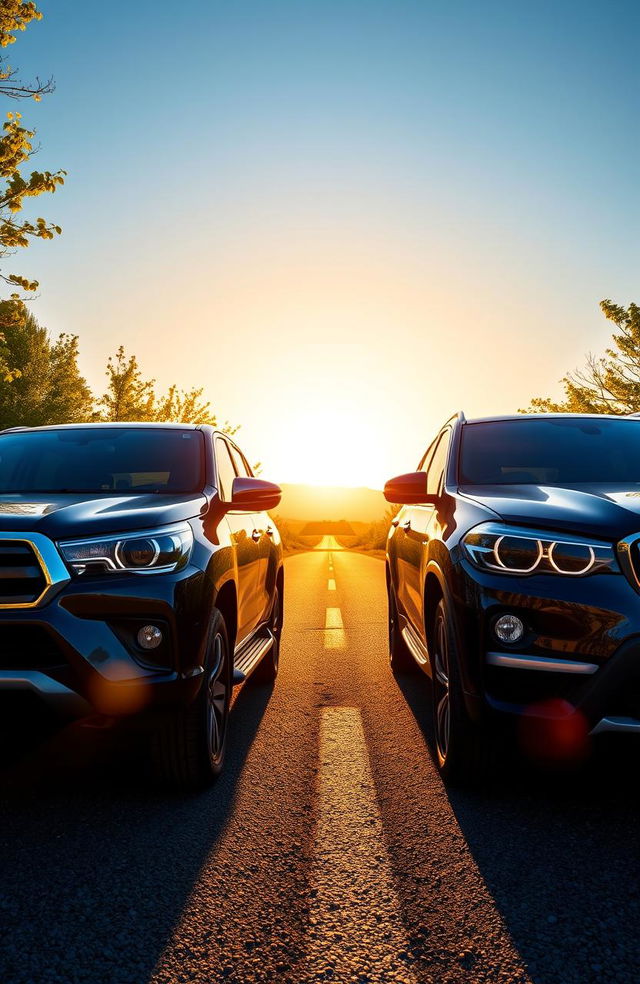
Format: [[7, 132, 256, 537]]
[[0, 423, 283, 788], [385, 412, 640, 781]]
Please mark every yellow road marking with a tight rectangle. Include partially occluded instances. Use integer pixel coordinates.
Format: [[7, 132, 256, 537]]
[[324, 607, 346, 649], [302, 707, 418, 982], [325, 607, 343, 628]]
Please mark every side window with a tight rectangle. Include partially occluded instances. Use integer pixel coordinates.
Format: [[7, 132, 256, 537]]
[[426, 430, 451, 495], [215, 438, 238, 502], [228, 443, 249, 478], [418, 435, 439, 473]]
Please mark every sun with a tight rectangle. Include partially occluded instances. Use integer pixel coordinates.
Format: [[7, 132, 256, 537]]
[[266, 383, 389, 489]]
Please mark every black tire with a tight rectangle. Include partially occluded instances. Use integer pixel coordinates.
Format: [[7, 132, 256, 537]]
[[251, 586, 281, 684], [431, 597, 495, 784], [388, 583, 417, 673], [151, 609, 231, 789]]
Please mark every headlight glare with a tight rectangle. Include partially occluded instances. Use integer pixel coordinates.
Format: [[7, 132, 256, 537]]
[[462, 523, 617, 577], [59, 524, 193, 575]]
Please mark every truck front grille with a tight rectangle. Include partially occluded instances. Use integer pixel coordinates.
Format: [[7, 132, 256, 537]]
[[0, 541, 47, 605]]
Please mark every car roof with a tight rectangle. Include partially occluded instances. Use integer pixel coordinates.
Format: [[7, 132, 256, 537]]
[[462, 412, 636, 424], [0, 422, 204, 433]]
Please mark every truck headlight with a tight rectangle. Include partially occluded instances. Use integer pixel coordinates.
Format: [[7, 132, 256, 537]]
[[461, 523, 618, 577], [59, 523, 194, 575]]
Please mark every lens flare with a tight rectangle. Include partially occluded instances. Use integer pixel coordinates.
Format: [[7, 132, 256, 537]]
[[518, 698, 590, 765], [88, 660, 151, 716]]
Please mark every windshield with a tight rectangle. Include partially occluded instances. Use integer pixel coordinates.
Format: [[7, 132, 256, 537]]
[[0, 428, 205, 494], [460, 418, 640, 486]]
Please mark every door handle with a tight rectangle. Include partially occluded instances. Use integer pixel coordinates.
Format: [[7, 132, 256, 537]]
[[402, 520, 411, 532], [251, 529, 261, 542], [266, 526, 274, 537]]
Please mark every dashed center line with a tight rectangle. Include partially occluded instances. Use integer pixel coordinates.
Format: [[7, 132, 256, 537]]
[[300, 707, 418, 983], [328, 578, 336, 591], [324, 606, 346, 649]]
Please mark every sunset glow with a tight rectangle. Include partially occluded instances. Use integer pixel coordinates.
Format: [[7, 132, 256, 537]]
[[13, 1, 639, 488]]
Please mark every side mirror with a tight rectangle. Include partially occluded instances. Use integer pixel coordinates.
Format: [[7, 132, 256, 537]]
[[384, 471, 439, 505], [229, 476, 282, 512]]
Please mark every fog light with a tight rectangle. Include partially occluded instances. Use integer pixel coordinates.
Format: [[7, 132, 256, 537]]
[[137, 624, 163, 650], [494, 614, 525, 645]]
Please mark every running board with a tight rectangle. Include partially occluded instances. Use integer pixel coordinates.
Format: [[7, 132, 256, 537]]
[[401, 622, 430, 670], [233, 631, 275, 685]]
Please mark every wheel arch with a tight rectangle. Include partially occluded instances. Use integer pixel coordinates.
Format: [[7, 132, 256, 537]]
[[214, 579, 238, 654], [423, 559, 480, 705], [423, 565, 445, 658], [275, 564, 284, 625]]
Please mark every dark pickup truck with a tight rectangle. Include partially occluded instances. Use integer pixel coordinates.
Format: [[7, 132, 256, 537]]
[[0, 422, 283, 788]]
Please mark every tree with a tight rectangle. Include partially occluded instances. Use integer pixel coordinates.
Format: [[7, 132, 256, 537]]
[[96, 345, 235, 428], [0, 1, 64, 309], [0, 299, 93, 428], [524, 300, 640, 415], [97, 346, 156, 422], [0, 1, 53, 101], [154, 384, 219, 425]]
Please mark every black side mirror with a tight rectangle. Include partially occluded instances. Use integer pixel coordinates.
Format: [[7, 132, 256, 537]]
[[384, 472, 439, 505], [229, 476, 282, 512]]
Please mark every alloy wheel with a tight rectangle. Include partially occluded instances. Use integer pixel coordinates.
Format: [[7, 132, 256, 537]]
[[388, 590, 398, 649], [433, 610, 451, 762], [271, 589, 281, 672], [206, 632, 229, 765]]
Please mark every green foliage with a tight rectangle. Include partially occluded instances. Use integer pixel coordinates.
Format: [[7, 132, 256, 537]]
[[0, 111, 65, 297], [97, 346, 156, 422], [154, 384, 219, 425], [0, 311, 236, 433], [0, 1, 41, 47], [524, 301, 640, 414], [96, 345, 236, 427], [0, 1, 62, 308], [0, 300, 92, 428]]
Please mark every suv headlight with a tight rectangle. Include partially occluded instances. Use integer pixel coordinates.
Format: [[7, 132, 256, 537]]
[[461, 522, 618, 577], [59, 523, 194, 575]]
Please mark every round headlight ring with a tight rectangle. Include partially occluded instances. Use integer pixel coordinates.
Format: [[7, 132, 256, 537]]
[[548, 541, 595, 576], [117, 536, 161, 569], [493, 535, 543, 573]]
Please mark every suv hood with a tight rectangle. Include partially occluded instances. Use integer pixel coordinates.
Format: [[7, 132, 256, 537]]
[[460, 484, 640, 542], [0, 492, 208, 540]]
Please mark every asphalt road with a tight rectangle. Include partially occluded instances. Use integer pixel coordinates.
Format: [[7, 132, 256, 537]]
[[1, 537, 640, 984]]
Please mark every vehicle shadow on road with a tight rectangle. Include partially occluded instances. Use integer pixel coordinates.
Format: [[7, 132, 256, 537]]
[[0, 682, 274, 984], [394, 670, 640, 984]]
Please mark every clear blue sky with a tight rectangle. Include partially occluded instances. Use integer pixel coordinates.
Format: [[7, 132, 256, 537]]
[[9, 0, 640, 485]]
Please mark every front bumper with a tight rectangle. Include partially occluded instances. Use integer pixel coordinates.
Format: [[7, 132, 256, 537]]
[[0, 564, 213, 720], [451, 559, 640, 733]]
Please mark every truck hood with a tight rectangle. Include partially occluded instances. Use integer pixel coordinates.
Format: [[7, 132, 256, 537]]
[[0, 492, 208, 540], [459, 484, 640, 542]]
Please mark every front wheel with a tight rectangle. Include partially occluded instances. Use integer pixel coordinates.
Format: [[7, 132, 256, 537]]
[[151, 610, 231, 789], [431, 598, 495, 784]]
